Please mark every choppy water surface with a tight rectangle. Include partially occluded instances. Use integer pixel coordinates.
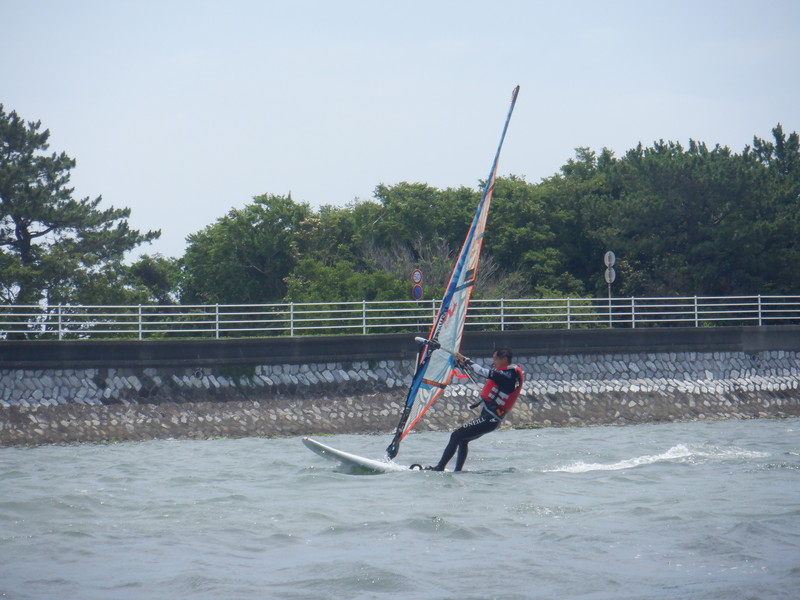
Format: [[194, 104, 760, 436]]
[[1, 418, 798, 600]]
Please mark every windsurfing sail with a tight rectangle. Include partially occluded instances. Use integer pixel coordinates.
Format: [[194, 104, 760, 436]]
[[386, 85, 520, 459]]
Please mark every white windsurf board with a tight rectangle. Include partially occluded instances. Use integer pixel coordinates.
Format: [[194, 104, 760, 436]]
[[302, 437, 412, 474]]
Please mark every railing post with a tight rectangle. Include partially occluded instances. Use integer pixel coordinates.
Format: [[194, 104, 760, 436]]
[[758, 295, 762, 326], [694, 296, 699, 327], [567, 297, 571, 329], [631, 297, 636, 328], [500, 298, 505, 331], [362, 300, 367, 334], [215, 304, 220, 339], [58, 303, 63, 340], [290, 302, 295, 336], [138, 304, 143, 340]]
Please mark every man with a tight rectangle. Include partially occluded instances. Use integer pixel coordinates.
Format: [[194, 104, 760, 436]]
[[427, 347, 524, 471]]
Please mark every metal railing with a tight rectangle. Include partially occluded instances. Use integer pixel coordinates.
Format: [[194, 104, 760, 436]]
[[1, 295, 798, 340]]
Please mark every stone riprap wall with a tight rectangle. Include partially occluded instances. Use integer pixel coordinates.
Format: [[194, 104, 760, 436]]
[[1, 349, 798, 446]]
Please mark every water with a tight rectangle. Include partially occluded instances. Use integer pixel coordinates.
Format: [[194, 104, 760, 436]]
[[1, 418, 798, 600]]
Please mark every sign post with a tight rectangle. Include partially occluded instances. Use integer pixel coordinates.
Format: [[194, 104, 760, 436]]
[[604, 251, 616, 327]]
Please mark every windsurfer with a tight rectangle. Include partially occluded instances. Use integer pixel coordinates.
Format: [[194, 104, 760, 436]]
[[427, 348, 524, 471]]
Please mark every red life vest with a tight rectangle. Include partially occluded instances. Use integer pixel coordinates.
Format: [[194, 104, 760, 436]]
[[480, 365, 524, 419]]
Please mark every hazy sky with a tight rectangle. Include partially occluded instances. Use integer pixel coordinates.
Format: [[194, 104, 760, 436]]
[[3, 0, 799, 259]]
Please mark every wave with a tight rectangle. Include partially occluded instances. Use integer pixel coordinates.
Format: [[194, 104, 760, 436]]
[[545, 444, 770, 473]]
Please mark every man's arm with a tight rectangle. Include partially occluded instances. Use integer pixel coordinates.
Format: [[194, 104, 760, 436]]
[[455, 353, 491, 378]]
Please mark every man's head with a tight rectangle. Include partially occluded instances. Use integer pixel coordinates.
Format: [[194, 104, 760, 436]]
[[492, 347, 513, 368]]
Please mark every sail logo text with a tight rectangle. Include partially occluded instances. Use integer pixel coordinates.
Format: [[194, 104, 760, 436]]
[[443, 300, 458, 325]]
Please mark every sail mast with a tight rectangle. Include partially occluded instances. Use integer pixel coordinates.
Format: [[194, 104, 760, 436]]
[[386, 86, 520, 459]]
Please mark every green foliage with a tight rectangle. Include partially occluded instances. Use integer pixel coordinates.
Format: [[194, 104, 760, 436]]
[[4, 101, 797, 312], [282, 183, 529, 304], [284, 258, 406, 303], [124, 254, 182, 304], [0, 104, 160, 308], [178, 123, 799, 305], [180, 194, 313, 304], [573, 128, 800, 296], [488, 175, 586, 297], [368, 182, 477, 251], [747, 124, 800, 293]]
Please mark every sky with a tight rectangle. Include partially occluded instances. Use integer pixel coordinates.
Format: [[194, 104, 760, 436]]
[[3, 0, 799, 260]]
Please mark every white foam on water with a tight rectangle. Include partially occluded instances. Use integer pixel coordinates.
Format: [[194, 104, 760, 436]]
[[545, 443, 770, 473]]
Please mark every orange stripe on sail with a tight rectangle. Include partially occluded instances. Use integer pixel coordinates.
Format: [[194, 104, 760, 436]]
[[402, 388, 445, 439], [421, 378, 447, 389]]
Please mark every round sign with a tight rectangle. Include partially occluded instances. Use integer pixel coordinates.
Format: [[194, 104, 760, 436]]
[[412, 284, 423, 300], [604, 251, 616, 268], [604, 267, 616, 284], [412, 269, 423, 284]]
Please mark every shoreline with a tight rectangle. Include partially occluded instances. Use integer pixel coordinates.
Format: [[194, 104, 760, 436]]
[[2, 394, 796, 448], [2, 349, 797, 446]]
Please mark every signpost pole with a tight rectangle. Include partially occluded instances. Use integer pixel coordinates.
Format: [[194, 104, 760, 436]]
[[604, 251, 616, 328]]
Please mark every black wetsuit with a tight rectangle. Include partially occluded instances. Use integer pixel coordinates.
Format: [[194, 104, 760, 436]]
[[432, 363, 521, 471]]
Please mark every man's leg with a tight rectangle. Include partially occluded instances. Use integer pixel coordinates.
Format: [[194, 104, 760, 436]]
[[435, 415, 499, 471], [432, 430, 462, 470], [454, 440, 469, 471]]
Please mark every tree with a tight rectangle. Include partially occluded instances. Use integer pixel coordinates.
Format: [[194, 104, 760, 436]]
[[284, 257, 407, 303], [180, 193, 313, 304], [369, 182, 477, 252], [124, 254, 182, 304], [487, 175, 586, 296], [573, 131, 800, 297], [0, 105, 160, 306], [747, 124, 800, 293], [177, 126, 800, 308]]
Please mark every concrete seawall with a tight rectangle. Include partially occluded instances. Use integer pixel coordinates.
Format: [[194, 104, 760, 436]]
[[1, 326, 798, 446]]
